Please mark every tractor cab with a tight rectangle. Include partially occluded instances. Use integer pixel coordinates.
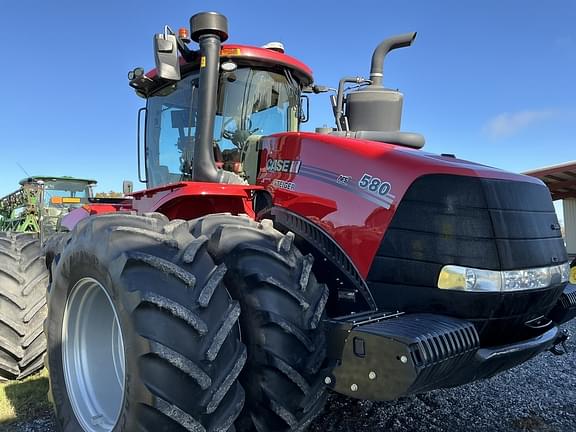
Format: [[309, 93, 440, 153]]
[[130, 19, 313, 189], [21, 176, 96, 238], [145, 59, 302, 187]]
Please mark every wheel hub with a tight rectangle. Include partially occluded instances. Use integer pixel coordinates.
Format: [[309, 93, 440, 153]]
[[62, 277, 125, 432]]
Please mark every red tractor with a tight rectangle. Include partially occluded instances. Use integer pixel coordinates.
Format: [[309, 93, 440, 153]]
[[45, 12, 576, 432]]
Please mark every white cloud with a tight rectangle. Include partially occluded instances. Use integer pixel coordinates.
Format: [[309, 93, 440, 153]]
[[484, 110, 557, 138]]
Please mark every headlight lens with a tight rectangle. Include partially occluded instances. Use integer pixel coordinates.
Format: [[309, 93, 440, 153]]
[[438, 262, 570, 292]]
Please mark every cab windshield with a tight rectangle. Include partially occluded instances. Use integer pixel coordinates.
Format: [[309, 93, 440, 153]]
[[42, 181, 92, 206], [145, 67, 301, 188], [40, 180, 92, 239]]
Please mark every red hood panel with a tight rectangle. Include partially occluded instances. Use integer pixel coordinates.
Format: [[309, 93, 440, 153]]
[[258, 132, 543, 277]]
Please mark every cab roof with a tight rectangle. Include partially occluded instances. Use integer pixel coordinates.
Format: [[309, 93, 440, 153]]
[[145, 43, 313, 87]]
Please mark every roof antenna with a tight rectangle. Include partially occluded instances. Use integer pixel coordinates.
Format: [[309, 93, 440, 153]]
[[16, 162, 30, 177]]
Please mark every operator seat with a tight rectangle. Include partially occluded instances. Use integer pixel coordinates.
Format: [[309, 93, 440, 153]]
[[155, 165, 182, 185]]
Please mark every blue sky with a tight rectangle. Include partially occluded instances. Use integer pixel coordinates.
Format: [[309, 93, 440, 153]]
[[0, 0, 574, 215]]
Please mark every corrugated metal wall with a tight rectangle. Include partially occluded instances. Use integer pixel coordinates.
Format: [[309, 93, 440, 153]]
[[564, 198, 576, 256]]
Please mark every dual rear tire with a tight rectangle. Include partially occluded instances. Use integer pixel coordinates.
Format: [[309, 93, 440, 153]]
[[191, 214, 329, 431], [46, 213, 328, 431]]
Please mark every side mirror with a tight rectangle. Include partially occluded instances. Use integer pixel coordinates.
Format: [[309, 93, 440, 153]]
[[299, 95, 310, 123], [154, 33, 181, 80], [123, 180, 134, 196]]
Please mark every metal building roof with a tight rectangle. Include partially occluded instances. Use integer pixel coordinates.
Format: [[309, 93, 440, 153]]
[[524, 161, 576, 200]]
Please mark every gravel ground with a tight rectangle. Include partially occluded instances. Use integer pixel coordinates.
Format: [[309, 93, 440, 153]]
[[7, 320, 576, 432], [3, 415, 54, 432]]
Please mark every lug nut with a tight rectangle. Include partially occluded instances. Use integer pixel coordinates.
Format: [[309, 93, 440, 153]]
[[350, 383, 358, 392], [368, 371, 377, 380], [400, 355, 408, 364], [324, 376, 332, 385]]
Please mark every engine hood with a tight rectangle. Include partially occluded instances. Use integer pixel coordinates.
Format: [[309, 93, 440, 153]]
[[257, 132, 552, 278]]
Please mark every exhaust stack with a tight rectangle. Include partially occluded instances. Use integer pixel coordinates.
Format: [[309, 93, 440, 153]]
[[369, 32, 416, 86], [190, 12, 228, 183]]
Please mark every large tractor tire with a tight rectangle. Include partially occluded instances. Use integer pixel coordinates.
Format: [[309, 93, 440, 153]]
[[44, 231, 69, 272], [190, 214, 329, 432], [46, 213, 246, 432], [0, 232, 48, 380]]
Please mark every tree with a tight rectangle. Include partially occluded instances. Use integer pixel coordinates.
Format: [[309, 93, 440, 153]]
[[95, 191, 123, 198]]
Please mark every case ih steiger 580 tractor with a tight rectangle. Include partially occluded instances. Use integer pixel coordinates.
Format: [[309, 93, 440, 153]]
[[0, 176, 96, 380], [45, 12, 576, 432]]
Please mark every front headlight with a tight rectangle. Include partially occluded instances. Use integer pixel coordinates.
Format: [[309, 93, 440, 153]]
[[438, 262, 570, 292]]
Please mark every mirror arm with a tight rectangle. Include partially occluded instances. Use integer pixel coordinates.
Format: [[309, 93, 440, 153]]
[[176, 38, 199, 62]]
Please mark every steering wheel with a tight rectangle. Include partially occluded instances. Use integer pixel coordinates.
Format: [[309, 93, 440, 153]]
[[222, 117, 259, 147]]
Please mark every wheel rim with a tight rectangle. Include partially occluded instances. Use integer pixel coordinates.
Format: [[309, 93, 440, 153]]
[[62, 277, 125, 432]]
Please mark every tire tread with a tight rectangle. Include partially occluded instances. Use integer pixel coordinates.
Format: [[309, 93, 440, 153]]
[[190, 214, 328, 432], [0, 232, 48, 380], [47, 213, 245, 431]]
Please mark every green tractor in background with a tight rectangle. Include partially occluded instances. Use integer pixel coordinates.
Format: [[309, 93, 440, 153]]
[[0, 176, 96, 239], [0, 176, 96, 380]]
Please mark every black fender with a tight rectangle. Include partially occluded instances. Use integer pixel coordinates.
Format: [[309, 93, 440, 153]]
[[259, 206, 377, 316]]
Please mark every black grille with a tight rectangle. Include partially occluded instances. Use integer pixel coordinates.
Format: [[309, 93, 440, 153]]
[[373, 174, 565, 273], [367, 174, 567, 344]]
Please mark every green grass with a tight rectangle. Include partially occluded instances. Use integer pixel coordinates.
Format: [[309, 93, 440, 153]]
[[0, 369, 51, 426]]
